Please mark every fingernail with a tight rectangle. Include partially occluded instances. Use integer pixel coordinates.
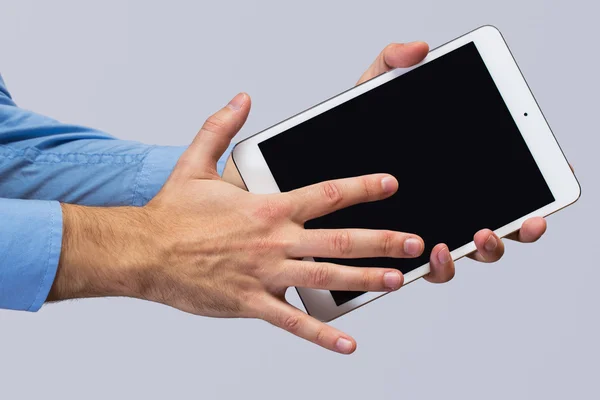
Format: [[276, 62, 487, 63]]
[[404, 238, 422, 256], [227, 93, 246, 111], [335, 337, 354, 354], [484, 235, 497, 252], [437, 247, 451, 264], [384, 271, 402, 290], [381, 176, 396, 194]]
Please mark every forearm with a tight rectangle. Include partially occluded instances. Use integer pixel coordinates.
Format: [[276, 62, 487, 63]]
[[48, 204, 159, 302], [48, 155, 243, 305]]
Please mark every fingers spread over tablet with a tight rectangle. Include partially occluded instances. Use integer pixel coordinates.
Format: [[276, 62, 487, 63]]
[[262, 297, 357, 354], [288, 174, 398, 222], [278, 260, 404, 291], [289, 229, 424, 259], [425, 243, 456, 283]]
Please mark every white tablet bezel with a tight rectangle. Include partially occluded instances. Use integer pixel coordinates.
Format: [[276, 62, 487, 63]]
[[232, 25, 581, 322]]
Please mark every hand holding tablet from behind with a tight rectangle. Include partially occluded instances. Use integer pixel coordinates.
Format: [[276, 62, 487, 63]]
[[223, 40, 547, 275], [357, 41, 548, 267]]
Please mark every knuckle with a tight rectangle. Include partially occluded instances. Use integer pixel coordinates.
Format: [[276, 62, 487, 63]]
[[331, 231, 353, 256], [247, 293, 273, 320], [202, 114, 228, 134], [381, 231, 395, 256], [253, 234, 288, 257], [311, 265, 332, 287], [239, 291, 266, 318], [270, 234, 292, 252], [277, 196, 294, 217], [254, 197, 290, 222], [314, 327, 328, 345], [322, 181, 343, 206], [237, 288, 257, 309], [360, 270, 373, 290], [281, 314, 302, 334], [361, 177, 373, 199], [253, 236, 271, 254]]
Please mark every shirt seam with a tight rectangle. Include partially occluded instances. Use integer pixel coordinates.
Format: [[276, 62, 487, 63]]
[[27, 201, 57, 311], [130, 145, 156, 206], [0, 146, 147, 165]]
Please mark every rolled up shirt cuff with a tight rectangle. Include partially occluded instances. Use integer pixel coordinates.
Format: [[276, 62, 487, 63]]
[[131, 142, 235, 206], [0, 199, 63, 311], [131, 145, 187, 206]]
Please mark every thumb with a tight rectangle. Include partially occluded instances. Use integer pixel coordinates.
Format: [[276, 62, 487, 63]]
[[175, 92, 251, 180]]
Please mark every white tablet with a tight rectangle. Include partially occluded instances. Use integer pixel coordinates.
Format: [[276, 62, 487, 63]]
[[232, 25, 580, 322]]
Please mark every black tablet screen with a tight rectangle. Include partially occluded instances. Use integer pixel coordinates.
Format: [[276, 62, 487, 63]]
[[258, 42, 554, 306]]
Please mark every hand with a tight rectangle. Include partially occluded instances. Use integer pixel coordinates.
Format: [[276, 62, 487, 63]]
[[359, 42, 548, 276], [51, 93, 428, 354], [224, 42, 548, 281]]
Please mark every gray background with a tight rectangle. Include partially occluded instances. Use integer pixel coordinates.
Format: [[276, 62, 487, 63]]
[[0, 1, 598, 399]]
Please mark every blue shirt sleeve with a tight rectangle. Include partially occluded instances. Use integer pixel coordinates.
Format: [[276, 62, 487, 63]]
[[0, 198, 62, 311], [0, 74, 233, 311]]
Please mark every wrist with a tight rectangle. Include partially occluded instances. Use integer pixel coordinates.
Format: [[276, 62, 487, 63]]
[[48, 204, 160, 302]]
